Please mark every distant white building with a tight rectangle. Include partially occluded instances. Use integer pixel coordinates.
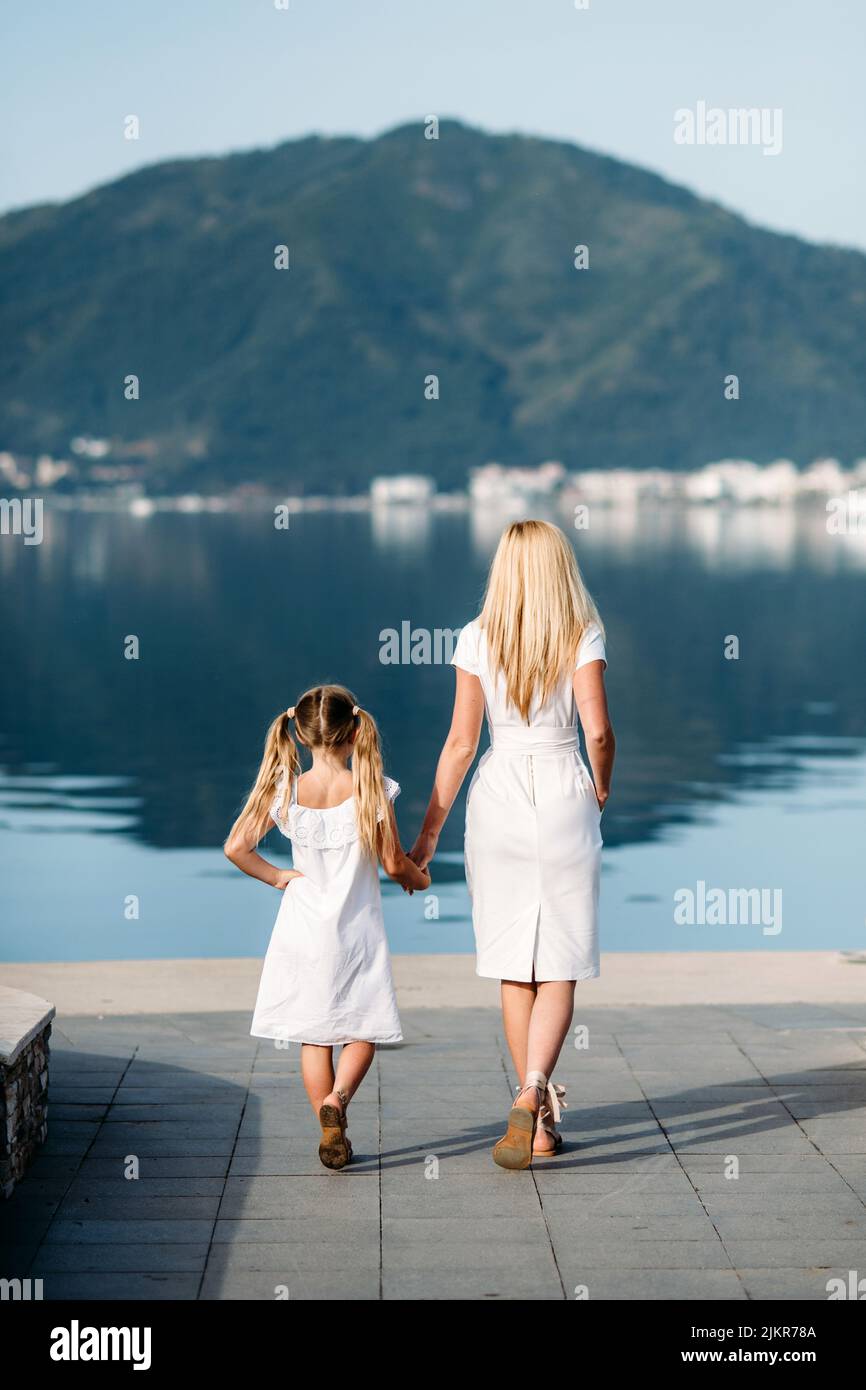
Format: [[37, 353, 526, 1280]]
[[370, 474, 436, 505], [469, 461, 565, 504], [35, 455, 73, 487], [70, 436, 111, 459]]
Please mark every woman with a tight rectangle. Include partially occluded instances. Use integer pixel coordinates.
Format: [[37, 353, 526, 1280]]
[[410, 520, 615, 1169]]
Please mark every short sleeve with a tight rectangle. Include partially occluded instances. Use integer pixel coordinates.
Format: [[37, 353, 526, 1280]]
[[451, 620, 481, 676], [377, 776, 401, 822], [270, 771, 292, 838], [575, 623, 607, 671]]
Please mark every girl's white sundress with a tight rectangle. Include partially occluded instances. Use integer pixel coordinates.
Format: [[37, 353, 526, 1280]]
[[250, 776, 403, 1046], [452, 620, 606, 984]]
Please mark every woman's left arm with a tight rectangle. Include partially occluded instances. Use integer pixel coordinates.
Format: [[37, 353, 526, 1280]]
[[574, 661, 615, 811], [409, 668, 484, 869]]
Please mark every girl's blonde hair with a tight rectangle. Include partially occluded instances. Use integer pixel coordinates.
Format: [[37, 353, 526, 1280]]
[[479, 519, 603, 721], [228, 684, 395, 860]]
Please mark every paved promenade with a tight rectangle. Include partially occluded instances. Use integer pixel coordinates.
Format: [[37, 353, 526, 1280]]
[[2, 955, 866, 1300]]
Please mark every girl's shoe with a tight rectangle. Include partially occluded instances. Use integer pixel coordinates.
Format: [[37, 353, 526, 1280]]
[[533, 1083, 567, 1155], [493, 1070, 548, 1170], [318, 1088, 352, 1170]]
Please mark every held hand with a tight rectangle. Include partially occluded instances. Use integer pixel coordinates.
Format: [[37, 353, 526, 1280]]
[[408, 829, 438, 871], [274, 869, 303, 890], [401, 866, 432, 895]]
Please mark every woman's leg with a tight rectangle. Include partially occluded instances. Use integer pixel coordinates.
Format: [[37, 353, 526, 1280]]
[[524, 980, 576, 1082], [325, 1041, 376, 1111], [513, 981, 576, 1149], [300, 1044, 335, 1115], [501, 980, 537, 1084]]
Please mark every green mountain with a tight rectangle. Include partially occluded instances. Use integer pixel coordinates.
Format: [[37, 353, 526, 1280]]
[[2, 121, 865, 493]]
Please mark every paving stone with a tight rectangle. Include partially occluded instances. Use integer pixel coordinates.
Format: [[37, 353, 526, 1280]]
[[559, 1269, 748, 1300], [0, 1243, 42, 1275], [218, 1176, 379, 1218], [552, 1238, 732, 1270], [382, 1177, 541, 1219], [383, 1237, 560, 1274], [50, 1103, 110, 1120], [533, 1167, 696, 1196], [228, 1152, 379, 1177], [57, 1195, 221, 1220], [40, 1273, 201, 1300], [43, 1218, 213, 1244], [538, 1191, 709, 1217], [383, 1215, 551, 1250], [88, 1135, 236, 1156], [380, 1265, 564, 1300], [547, 1212, 719, 1240], [205, 1238, 379, 1270], [702, 1191, 866, 1215], [712, 1212, 866, 1239], [199, 1267, 380, 1299], [31, 1243, 210, 1272], [106, 1103, 245, 1122], [737, 1267, 861, 1299], [722, 1238, 866, 1268], [79, 1155, 230, 1178]]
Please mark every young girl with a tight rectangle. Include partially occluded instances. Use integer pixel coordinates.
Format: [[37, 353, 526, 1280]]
[[225, 684, 430, 1169]]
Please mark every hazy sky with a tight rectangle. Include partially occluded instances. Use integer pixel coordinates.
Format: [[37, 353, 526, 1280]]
[[2, 0, 864, 249]]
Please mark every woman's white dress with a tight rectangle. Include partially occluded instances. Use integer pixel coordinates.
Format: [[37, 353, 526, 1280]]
[[250, 776, 403, 1045], [452, 620, 606, 983]]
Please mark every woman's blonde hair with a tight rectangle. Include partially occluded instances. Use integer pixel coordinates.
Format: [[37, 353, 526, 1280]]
[[228, 684, 395, 860], [479, 519, 603, 720]]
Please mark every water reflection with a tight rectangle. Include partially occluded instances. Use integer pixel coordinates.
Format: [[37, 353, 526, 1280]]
[[1, 507, 864, 949], [370, 500, 433, 553]]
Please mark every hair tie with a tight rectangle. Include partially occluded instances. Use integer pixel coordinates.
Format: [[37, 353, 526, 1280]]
[[286, 706, 295, 719], [352, 705, 360, 716]]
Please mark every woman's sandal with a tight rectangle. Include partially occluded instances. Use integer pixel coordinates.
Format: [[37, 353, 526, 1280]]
[[318, 1087, 352, 1170], [493, 1070, 548, 1170], [533, 1083, 567, 1156]]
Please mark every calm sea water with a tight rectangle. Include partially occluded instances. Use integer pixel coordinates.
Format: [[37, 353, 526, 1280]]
[[1, 502, 864, 962]]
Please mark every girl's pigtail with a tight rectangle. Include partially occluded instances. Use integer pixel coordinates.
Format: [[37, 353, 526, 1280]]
[[352, 709, 395, 861], [228, 711, 301, 847]]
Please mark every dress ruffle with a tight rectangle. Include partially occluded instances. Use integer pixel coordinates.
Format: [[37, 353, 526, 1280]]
[[270, 774, 400, 848]]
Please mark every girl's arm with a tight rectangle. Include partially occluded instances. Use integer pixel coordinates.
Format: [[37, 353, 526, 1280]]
[[378, 802, 431, 894], [224, 819, 303, 889], [409, 667, 485, 869], [574, 660, 615, 810]]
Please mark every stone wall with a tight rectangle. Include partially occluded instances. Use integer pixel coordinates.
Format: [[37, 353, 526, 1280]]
[[0, 987, 55, 1199]]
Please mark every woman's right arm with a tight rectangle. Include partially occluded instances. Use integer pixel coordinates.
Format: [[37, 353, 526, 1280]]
[[224, 820, 302, 889], [409, 667, 485, 869]]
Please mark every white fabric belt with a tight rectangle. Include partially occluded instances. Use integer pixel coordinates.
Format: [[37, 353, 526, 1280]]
[[490, 726, 580, 756]]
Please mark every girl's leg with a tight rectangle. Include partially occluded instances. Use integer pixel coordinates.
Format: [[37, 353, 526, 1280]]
[[500, 980, 537, 1084], [324, 1041, 376, 1110], [300, 1044, 335, 1115]]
